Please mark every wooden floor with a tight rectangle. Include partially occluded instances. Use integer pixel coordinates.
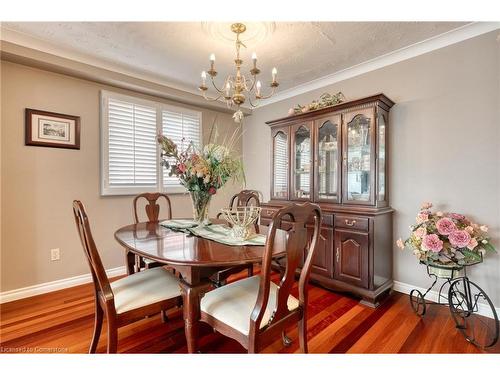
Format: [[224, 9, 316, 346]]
[[1, 269, 499, 354]]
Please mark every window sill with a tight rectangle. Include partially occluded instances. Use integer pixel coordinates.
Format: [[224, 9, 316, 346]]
[[100, 185, 189, 197]]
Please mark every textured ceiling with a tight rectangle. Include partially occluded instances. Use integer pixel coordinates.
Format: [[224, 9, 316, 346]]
[[2, 22, 468, 93]]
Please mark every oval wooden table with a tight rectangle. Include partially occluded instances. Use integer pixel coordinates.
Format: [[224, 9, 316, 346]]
[[114, 220, 287, 353]]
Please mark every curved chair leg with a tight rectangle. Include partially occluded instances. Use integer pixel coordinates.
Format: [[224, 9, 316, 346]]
[[106, 319, 118, 354], [298, 317, 307, 353], [89, 302, 104, 353], [248, 341, 257, 354], [282, 330, 292, 347]]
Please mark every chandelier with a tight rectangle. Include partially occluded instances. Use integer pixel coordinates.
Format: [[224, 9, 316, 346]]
[[198, 23, 279, 123]]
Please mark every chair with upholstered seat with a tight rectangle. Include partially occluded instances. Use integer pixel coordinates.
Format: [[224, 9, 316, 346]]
[[72, 200, 182, 353], [212, 189, 262, 286], [129, 193, 173, 274], [200, 202, 321, 353]]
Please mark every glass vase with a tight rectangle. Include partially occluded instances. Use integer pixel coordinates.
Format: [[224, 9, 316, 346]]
[[190, 191, 211, 226]]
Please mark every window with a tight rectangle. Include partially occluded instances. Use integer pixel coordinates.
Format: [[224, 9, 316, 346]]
[[101, 91, 202, 195], [162, 106, 201, 190]]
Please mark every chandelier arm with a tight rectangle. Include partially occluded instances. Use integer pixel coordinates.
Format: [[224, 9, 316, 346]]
[[246, 74, 257, 93], [247, 95, 260, 108], [258, 86, 277, 100], [210, 75, 226, 94], [201, 90, 224, 102]]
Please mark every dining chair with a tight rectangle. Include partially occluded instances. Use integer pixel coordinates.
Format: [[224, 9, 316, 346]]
[[72, 200, 182, 353], [200, 202, 322, 353], [129, 192, 173, 274], [213, 189, 262, 286]]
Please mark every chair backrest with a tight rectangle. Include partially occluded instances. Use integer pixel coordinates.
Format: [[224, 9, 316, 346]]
[[133, 192, 172, 224], [72, 200, 114, 303], [229, 190, 261, 208], [250, 202, 321, 334]]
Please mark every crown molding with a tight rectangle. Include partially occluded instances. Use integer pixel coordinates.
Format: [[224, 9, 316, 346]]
[[259, 22, 500, 107], [2, 22, 498, 111], [0, 26, 201, 96], [0, 27, 252, 114]]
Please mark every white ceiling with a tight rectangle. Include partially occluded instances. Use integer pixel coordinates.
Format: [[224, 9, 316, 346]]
[[2, 22, 469, 95]]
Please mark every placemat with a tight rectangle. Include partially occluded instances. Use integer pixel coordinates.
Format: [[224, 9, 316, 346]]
[[188, 224, 266, 246], [160, 219, 199, 230]]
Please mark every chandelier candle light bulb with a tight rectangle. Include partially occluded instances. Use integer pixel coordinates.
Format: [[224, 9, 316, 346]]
[[256, 81, 262, 98], [272, 67, 277, 83], [201, 71, 207, 87]]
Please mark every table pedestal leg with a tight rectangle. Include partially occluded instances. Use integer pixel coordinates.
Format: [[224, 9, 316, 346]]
[[180, 280, 209, 353], [125, 250, 136, 275]]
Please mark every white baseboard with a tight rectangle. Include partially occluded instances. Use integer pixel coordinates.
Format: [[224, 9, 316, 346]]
[[393, 280, 500, 320], [0, 266, 126, 304]]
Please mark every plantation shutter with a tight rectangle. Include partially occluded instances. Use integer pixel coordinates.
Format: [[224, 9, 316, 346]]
[[162, 109, 201, 189], [107, 98, 157, 187]]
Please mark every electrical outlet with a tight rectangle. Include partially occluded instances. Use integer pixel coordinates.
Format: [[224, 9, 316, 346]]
[[50, 248, 60, 261]]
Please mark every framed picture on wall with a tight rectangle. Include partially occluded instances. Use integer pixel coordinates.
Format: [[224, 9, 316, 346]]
[[25, 108, 80, 150]]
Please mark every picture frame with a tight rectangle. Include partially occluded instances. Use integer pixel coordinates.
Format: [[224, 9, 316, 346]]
[[25, 108, 80, 150]]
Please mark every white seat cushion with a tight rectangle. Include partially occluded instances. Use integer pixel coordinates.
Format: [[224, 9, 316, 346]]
[[111, 267, 181, 314], [200, 275, 299, 335]]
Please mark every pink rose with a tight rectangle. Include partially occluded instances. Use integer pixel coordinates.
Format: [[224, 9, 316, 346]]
[[448, 213, 465, 221], [480, 225, 488, 232], [414, 227, 426, 238], [436, 218, 456, 236], [449, 230, 471, 248], [421, 202, 433, 210], [416, 213, 429, 224], [396, 238, 405, 249], [208, 186, 217, 195], [465, 226, 474, 234], [467, 238, 478, 250], [177, 163, 186, 173], [422, 234, 443, 253]]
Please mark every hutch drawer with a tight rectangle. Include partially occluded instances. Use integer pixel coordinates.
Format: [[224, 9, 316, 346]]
[[334, 215, 369, 231]]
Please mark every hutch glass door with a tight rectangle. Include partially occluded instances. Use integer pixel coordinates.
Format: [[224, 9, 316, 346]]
[[272, 128, 289, 199], [343, 109, 374, 204], [292, 123, 312, 200], [315, 116, 341, 203]]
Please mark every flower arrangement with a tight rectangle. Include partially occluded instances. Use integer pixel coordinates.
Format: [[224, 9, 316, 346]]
[[157, 124, 244, 224], [397, 202, 496, 267], [288, 92, 345, 116]]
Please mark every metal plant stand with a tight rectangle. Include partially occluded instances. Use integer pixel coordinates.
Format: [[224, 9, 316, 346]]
[[410, 259, 499, 349]]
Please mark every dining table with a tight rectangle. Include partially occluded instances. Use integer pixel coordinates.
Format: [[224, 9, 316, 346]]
[[114, 219, 288, 353]]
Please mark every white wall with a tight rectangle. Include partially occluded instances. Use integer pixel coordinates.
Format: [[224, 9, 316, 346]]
[[243, 31, 500, 306]]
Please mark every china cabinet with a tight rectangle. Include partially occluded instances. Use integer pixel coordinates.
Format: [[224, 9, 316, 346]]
[[261, 93, 394, 307]]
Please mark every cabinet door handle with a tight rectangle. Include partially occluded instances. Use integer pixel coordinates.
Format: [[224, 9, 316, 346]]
[[266, 210, 274, 216], [336, 247, 340, 263], [345, 219, 357, 226]]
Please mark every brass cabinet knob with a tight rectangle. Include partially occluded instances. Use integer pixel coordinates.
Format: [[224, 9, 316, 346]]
[[345, 219, 356, 226]]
